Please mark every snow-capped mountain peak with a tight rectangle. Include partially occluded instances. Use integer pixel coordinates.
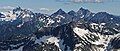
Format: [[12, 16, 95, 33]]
[[0, 7, 120, 51]]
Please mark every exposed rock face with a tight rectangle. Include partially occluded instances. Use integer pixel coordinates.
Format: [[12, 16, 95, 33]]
[[0, 7, 120, 51]]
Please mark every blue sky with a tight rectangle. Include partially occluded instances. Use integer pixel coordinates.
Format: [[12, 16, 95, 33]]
[[0, 0, 120, 15]]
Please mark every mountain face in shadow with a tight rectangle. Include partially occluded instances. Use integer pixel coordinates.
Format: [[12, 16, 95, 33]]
[[0, 7, 120, 51]]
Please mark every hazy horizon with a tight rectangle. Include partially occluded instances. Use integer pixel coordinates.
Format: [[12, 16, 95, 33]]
[[0, 0, 120, 15]]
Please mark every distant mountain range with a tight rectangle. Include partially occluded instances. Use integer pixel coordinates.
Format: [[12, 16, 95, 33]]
[[0, 7, 120, 51]]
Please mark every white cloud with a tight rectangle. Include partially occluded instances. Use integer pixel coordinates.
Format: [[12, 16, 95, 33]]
[[39, 8, 53, 12], [0, 6, 34, 12], [0, 6, 15, 10], [71, 0, 103, 3], [56, 0, 103, 3], [39, 8, 54, 14], [26, 8, 34, 11]]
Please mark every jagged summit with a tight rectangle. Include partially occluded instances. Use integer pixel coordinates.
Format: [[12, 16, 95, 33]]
[[12, 6, 33, 14], [68, 10, 76, 16], [79, 7, 85, 10], [57, 8, 65, 13], [51, 8, 66, 16], [78, 7, 88, 11], [77, 7, 90, 14], [13, 6, 23, 12]]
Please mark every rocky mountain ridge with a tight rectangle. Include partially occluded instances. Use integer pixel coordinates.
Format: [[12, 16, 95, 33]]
[[0, 7, 120, 51]]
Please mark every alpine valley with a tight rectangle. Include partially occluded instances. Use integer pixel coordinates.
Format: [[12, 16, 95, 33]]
[[0, 7, 120, 51]]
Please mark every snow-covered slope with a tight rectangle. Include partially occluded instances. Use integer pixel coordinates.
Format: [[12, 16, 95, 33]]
[[0, 7, 120, 51]]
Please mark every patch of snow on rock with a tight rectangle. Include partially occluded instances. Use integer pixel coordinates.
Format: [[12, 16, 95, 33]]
[[47, 37, 60, 47], [73, 27, 89, 37]]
